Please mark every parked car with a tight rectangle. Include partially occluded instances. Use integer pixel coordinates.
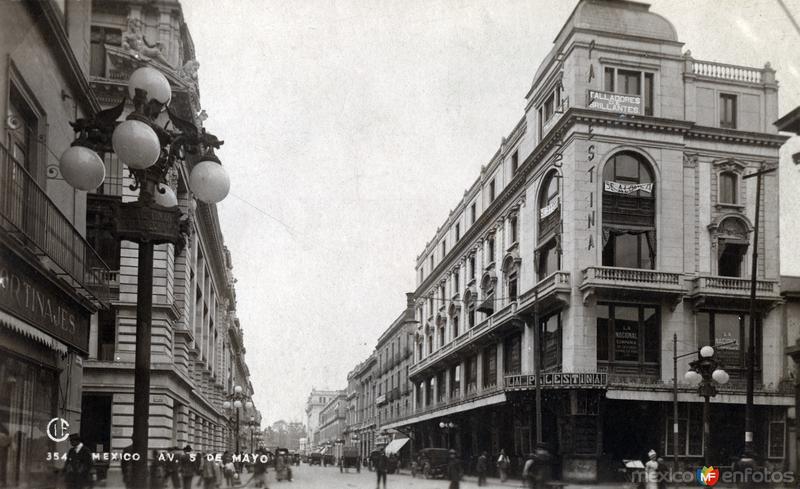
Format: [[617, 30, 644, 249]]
[[339, 447, 361, 473], [416, 448, 452, 479], [323, 453, 335, 467], [309, 451, 323, 466]]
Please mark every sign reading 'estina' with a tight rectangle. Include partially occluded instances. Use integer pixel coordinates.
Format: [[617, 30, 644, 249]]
[[504, 372, 608, 390], [587, 90, 642, 115]]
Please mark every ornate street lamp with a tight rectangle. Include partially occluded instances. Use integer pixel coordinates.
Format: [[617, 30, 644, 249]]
[[684, 345, 730, 466], [60, 66, 230, 489], [224, 384, 254, 454], [438, 420, 456, 449]]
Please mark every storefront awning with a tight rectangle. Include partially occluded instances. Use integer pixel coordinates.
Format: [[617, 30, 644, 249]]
[[319, 446, 329, 455], [384, 438, 409, 455], [0, 309, 68, 354]]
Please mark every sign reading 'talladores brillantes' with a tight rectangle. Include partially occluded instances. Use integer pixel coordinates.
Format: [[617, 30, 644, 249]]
[[587, 90, 642, 114]]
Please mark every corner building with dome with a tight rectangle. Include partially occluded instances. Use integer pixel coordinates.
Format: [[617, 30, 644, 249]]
[[382, 0, 797, 482]]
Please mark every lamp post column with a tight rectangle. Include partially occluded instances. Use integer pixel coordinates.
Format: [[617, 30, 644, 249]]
[[235, 408, 240, 454], [132, 184, 156, 489]]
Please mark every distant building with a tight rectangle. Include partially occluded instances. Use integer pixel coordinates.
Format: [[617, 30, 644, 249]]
[[344, 354, 377, 461], [317, 391, 347, 461], [305, 389, 340, 450]]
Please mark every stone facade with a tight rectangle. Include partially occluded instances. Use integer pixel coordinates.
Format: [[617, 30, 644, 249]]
[[395, 0, 790, 482]]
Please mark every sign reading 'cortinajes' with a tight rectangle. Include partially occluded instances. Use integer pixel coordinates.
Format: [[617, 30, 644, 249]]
[[587, 90, 642, 114], [0, 252, 90, 353], [504, 372, 608, 390]]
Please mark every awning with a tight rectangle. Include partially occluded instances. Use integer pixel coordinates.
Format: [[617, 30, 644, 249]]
[[0, 309, 69, 354], [319, 446, 329, 455], [384, 438, 409, 456]]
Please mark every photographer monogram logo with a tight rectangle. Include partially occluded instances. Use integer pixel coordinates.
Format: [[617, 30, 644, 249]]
[[47, 417, 70, 443]]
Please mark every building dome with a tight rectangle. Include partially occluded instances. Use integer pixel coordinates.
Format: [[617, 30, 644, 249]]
[[562, 0, 678, 43]]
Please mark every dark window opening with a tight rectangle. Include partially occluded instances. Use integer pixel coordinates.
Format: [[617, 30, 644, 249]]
[[537, 239, 560, 280], [503, 333, 522, 374], [489, 179, 496, 202], [90, 27, 122, 77], [540, 311, 562, 371], [696, 311, 760, 370], [596, 304, 660, 365], [511, 151, 519, 175], [719, 172, 738, 204], [718, 243, 748, 277], [720, 94, 737, 129]]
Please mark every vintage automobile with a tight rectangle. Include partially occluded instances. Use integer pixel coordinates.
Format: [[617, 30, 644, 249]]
[[274, 448, 293, 481], [308, 451, 323, 466], [416, 448, 452, 479], [339, 446, 361, 473]]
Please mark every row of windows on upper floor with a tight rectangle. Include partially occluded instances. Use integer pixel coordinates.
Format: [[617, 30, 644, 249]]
[[416, 151, 758, 351], [419, 63, 754, 284]]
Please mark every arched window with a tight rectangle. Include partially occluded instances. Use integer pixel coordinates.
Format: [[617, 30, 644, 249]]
[[537, 170, 561, 280], [715, 217, 749, 277], [602, 152, 656, 269], [502, 253, 520, 303]]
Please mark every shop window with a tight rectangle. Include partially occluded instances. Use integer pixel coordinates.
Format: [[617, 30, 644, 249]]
[[503, 333, 522, 375], [665, 403, 704, 456], [596, 304, 660, 366], [540, 311, 562, 371], [720, 93, 737, 129], [602, 152, 656, 269], [696, 311, 760, 370], [768, 408, 786, 459], [719, 171, 738, 204]]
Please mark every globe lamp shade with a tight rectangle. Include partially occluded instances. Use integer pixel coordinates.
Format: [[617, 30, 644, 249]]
[[712, 369, 730, 385], [233, 400, 243, 409], [128, 66, 172, 105], [700, 346, 715, 358], [60, 146, 105, 191], [234, 385, 243, 394], [189, 160, 230, 204], [223, 401, 231, 410], [154, 184, 178, 207], [246, 401, 254, 410], [684, 370, 702, 385], [112, 120, 161, 169]]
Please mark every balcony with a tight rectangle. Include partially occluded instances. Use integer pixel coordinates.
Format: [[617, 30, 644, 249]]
[[519, 271, 571, 312], [687, 58, 770, 85], [0, 143, 110, 308], [688, 274, 781, 310], [580, 267, 684, 308]]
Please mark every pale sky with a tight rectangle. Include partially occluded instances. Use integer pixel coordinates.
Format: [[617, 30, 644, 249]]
[[181, 0, 800, 427]]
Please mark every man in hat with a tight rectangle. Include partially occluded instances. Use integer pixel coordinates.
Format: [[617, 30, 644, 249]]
[[447, 449, 462, 489], [476, 451, 488, 486], [179, 445, 197, 489], [644, 449, 659, 489], [63, 433, 93, 489]]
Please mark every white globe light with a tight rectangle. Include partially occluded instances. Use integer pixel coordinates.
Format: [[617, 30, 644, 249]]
[[684, 370, 702, 386], [712, 369, 730, 385], [128, 66, 172, 105], [700, 346, 715, 358], [246, 401, 254, 410], [153, 184, 178, 207], [234, 400, 243, 409], [189, 160, 230, 204], [223, 401, 231, 410], [59, 146, 105, 191], [234, 385, 243, 394], [112, 120, 160, 169]]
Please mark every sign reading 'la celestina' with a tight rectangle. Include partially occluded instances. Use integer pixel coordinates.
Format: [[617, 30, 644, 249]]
[[0, 252, 90, 353]]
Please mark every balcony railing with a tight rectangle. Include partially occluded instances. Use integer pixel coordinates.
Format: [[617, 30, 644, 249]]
[[691, 275, 780, 296], [583, 267, 680, 286], [689, 59, 763, 84], [0, 143, 110, 307]]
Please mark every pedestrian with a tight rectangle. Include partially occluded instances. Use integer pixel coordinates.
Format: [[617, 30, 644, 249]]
[[150, 449, 166, 489], [166, 446, 182, 489], [476, 451, 488, 486], [496, 449, 510, 482], [179, 445, 196, 489], [656, 456, 668, 489], [644, 449, 659, 489], [244, 448, 268, 488], [522, 452, 535, 489], [447, 449, 462, 489], [63, 433, 93, 489], [222, 451, 235, 487], [374, 450, 388, 489]]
